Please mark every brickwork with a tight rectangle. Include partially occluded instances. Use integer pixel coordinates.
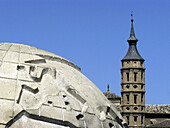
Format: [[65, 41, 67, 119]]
[[121, 14, 146, 127], [121, 60, 145, 127]]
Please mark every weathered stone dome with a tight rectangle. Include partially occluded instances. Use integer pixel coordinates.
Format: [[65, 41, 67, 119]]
[[0, 43, 127, 128]]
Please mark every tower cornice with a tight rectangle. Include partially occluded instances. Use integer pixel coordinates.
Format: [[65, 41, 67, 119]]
[[120, 67, 145, 70]]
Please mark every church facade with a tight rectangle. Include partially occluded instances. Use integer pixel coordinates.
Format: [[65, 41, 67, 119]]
[[104, 14, 170, 128]]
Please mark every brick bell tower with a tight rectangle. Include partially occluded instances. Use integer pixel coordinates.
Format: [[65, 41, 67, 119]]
[[120, 13, 145, 127]]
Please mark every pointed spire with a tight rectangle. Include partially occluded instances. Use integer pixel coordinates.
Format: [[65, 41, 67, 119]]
[[107, 84, 110, 92], [130, 12, 135, 37], [122, 12, 144, 61], [128, 12, 138, 41]]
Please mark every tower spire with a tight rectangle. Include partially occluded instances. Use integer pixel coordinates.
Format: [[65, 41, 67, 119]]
[[128, 12, 138, 41], [122, 12, 144, 61]]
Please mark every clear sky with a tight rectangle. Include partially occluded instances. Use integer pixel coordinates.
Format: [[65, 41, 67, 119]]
[[0, 0, 169, 104]]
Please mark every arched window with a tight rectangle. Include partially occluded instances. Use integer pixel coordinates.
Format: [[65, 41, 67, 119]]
[[126, 72, 129, 81], [134, 116, 138, 122], [134, 72, 137, 81], [134, 95, 137, 104]]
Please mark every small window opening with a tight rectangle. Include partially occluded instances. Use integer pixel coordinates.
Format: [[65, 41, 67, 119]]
[[141, 61, 143, 66], [134, 107, 138, 110], [134, 61, 136, 64], [126, 95, 129, 104], [134, 85, 137, 89], [134, 95, 137, 104], [126, 85, 130, 89], [141, 85, 143, 89], [134, 116, 138, 122], [126, 116, 129, 125], [126, 72, 129, 81], [141, 94, 143, 103], [141, 116, 143, 124], [134, 72, 137, 82], [126, 107, 130, 110], [141, 72, 143, 81]]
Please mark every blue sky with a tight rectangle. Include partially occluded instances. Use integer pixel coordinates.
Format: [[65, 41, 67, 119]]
[[0, 0, 169, 104]]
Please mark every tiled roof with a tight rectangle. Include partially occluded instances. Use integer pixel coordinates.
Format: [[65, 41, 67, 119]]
[[104, 91, 121, 99], [147, 119, 170, 128]]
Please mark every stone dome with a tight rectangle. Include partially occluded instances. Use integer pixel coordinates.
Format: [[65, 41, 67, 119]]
[[0, 43, 127, 128]]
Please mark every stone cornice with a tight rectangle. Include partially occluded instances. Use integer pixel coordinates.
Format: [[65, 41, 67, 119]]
[[120, 67, 145, 70], [145, 105, 170, 114], [115, 105, 170, 114]]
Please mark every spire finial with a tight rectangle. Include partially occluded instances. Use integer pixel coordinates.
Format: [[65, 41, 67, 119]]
[[128, 11, 138, 41], [107, 84, 110, 92], [131, 11, 133, 22]]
